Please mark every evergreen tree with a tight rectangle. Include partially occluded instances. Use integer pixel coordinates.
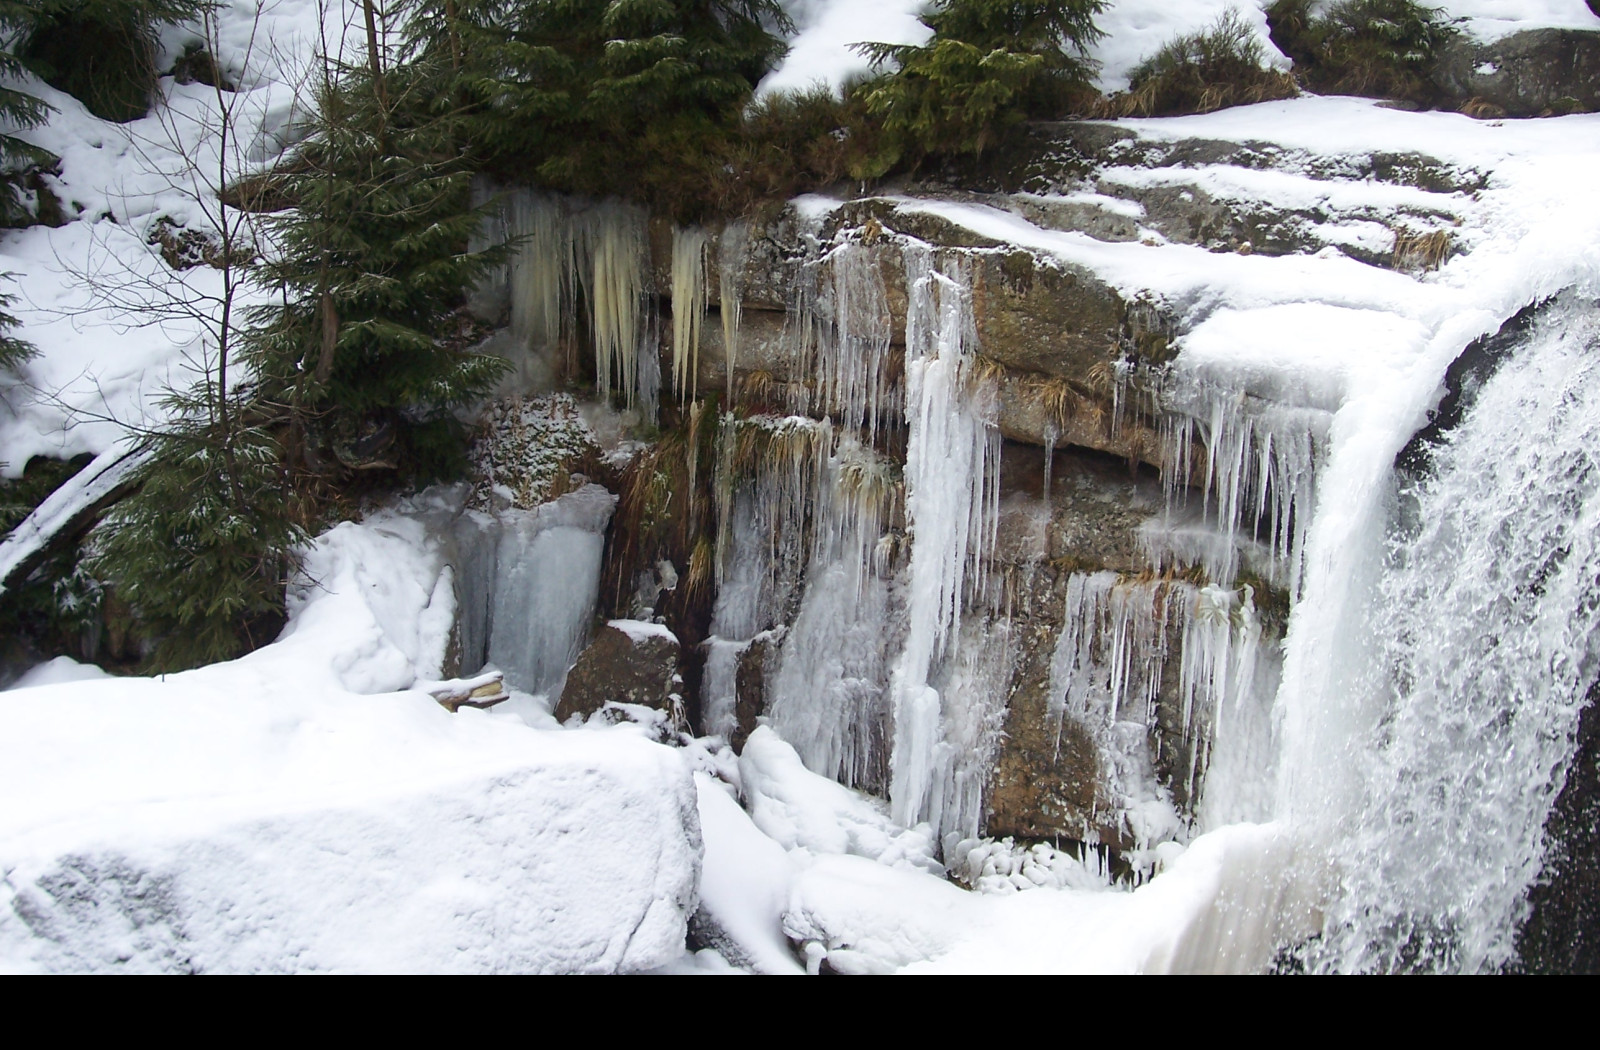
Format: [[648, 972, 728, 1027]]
[[404, 0, 791, 215], [92, 46, 508, 671], [0, 2, 54, 169], [10, 0, 209, 121], [857, 0, 1107, 160], [0, 282, 35, 373], [91, 416, 305, 671], [247, 56, 510, 480]]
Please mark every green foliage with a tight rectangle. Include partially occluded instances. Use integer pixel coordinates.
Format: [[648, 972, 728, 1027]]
[[10, 0, 209, 121], [0, 2, 54, 169], [856, 0, 1106, 161], [716, 85, 900, 208], [0, 280, 36, 373], [1266, 0, 1457, 105], [405, 0, 791, 217], [247, 58, 510, 479], [1103, 9, 1298, 117], [91, 420, 305, 671]]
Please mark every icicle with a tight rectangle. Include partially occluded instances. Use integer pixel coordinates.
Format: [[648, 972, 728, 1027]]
[[1155, 378, 1327, 592], [573, 201, 648, 410], [1042, 421, 1058, 500], [671, 226, 708, 403], [505, 192, 571, 356], [783, 237, 898, 436], [719, 222, 749, 402]]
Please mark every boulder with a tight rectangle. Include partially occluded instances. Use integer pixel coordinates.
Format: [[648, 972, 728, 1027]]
[[555, 619, 682, 724], [1434, 28, 1600, 116]]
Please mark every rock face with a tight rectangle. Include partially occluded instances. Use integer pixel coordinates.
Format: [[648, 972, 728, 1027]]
[[555, 619, 682, 724], [1434, 28, 1600, 116]]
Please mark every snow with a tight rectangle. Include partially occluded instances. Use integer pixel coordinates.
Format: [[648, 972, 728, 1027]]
[[0, 438, 147, 593], [1091, 1, 1289, 94], [1446, 0, 1600, 40], [759, 0, 931, 97], [0, 0, 361, 475], [760, 2, 1600, 99], [610, 619, 680, 645], [4, 655, 112, 690], [0, 505, 702, 973], [693, 772, 804, 974], [739, 727, 942, 873]]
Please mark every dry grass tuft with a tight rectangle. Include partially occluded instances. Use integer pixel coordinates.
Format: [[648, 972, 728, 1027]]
[[1392, 227, 1453, 271], [1097, 10, 1299, 118]]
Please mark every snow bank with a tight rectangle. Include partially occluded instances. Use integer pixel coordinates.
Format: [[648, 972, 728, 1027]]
[[693, 772, 803, 974], [1446, 0, 1600, 40], [739, 727, 941, 873], [0, 509, 702, 973], [1091, 1, 1289, 94], [759, 0, 931, 97]]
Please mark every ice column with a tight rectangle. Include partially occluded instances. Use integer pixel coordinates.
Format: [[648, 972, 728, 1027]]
[[888, 246, 1002, 829]]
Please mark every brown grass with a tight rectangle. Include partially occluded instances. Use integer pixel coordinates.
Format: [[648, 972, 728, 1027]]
[[1392, 227, 1453, 272]]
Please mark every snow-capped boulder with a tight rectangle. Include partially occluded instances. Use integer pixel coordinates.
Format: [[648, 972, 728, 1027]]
[[554, 619, 682, 725], [0, 682, 701, 973]]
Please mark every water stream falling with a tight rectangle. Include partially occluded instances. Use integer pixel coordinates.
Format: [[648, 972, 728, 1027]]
[[477, 186, 1599, 969], [1298, 295, 1600, 972]]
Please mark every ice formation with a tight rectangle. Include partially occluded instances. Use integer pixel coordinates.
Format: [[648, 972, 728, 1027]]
[[453, 484, 617, 696], [670, 226, 708, 403], [498, 193, 655, 414]]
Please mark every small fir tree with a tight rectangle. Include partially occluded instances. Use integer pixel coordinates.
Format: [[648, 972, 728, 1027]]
[[0, 282, 35, 373], [246, 56, 510, 480], [92, 415, 306, 671], [857, 0, 1107, 161]]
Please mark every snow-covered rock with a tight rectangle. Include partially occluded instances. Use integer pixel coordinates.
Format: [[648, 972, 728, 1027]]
[[0, 509, 702, 974]]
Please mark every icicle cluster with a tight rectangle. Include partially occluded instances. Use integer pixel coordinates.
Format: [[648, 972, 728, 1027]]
[[1154, 380, 1328, 592], [784, 238, 899, 437], [887, 246, 1004, 832], [1045, 571, 1277, 845], [719, 223, 749, 402], [670, 227, 708, 403], [498, 192, 656, 416]]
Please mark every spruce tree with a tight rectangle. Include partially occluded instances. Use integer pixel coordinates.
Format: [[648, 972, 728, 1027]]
[[858, 0, 1107, 159], [0, 283, 35, 373], [247, 56, 510, 479], [91, 416, 306, 671], [403, 0, 791, 215], [0, 2, 54, 169]]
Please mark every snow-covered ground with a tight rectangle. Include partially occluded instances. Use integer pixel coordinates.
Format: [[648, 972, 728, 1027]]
[[0, 499, 703, 973], [760, 0, 1600, 96], [6, 1, 1600, 973]]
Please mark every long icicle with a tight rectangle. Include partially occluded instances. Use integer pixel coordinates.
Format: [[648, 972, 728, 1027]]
[[671, 226, 708, 404]]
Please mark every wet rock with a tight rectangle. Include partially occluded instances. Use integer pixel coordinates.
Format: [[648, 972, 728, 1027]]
[[971, 250, 1128, 381], [1434, 29, 1600, 117], [993, 442, 1164, 573], [554, 620, 681, 723], [732, 631, 778, 753], [1515, 686, 1600, 973]]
